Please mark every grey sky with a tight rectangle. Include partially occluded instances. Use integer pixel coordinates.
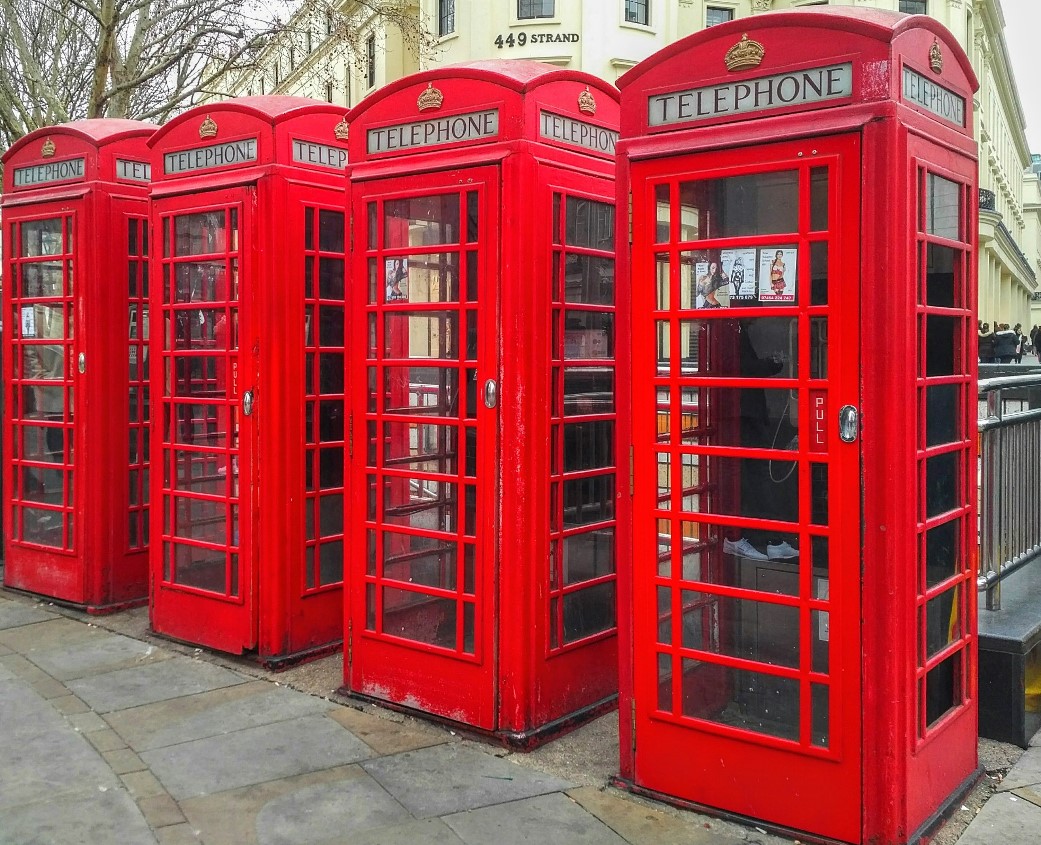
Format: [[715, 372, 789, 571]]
[[999, 0, 1041, 152]]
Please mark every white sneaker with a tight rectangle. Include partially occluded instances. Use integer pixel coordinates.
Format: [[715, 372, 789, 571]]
[[723, 537, 768, 560], [767, 541, 799, 559]]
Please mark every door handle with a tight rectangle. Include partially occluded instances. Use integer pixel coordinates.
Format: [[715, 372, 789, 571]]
[[838, 404, 859, 443], [242, 390, 255, 417], [483, 379, 498, 409]]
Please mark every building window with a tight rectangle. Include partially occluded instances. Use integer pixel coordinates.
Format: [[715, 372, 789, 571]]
[[899, 0, 927, 13], [326, 81, 334, 102], [289, 44, 296, 71], [306, 29, 313, 53], [274, 60, 281, 86], [439, 0, 455, 36], [366, 33, 376, 89], [706, 7, 734, 27], [325, 8, 334, 35], [518, 0, 554, 19], [625, 0, 649, 26]]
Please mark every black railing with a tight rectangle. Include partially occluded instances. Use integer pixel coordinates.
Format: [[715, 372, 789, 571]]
[[979, 188, 996, 211]]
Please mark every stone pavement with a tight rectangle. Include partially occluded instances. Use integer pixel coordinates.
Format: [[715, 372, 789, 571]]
[[1, 586, 1038, 845]]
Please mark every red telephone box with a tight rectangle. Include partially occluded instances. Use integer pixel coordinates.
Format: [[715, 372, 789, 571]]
[[3, 120, 155, 611], [345, 61, 620, 744], [147, 97, 349, 664], [616, 10, 979, 843]]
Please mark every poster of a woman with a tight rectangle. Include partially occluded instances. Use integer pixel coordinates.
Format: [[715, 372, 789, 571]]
[[758, 246, 797, 303]]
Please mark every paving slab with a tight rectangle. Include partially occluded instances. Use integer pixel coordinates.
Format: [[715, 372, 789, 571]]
[[0, 783, 157, 845], [995, 746, 1041, 792], [325, 818, 466, 845], [254, 772, 414, 845], [955, 789, 1041, 844], [361, 742, 573, 819], [25, 631, 168, 681], [141, 714, 373, 800], [1012, 785, 1041, 809], [67, 655, 248, 713], [0, 616, 107, 654], [0, 705, 124, 812], [327, 705, 451, 755], [0, 599, 56, 630], [567, 785, 756, 845], [443, 792, 628, 845], [179, 765, 369, 845], [105, 680, 333, 751], [0, 679, 71, 743]]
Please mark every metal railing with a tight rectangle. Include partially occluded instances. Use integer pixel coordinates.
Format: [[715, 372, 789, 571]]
[[977, 373, 1041, 610]]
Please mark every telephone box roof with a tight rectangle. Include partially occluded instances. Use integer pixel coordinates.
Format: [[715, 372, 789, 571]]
[[348, 58, 618, 124], [617, 7, 977, 93], [148, 96, 346, 148], [3, 118, 156, 164]]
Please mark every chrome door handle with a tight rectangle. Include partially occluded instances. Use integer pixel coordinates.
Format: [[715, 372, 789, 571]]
[[483, 379, 498, 409], [242, 390, 255, 417], [838, 404, 859, 443]]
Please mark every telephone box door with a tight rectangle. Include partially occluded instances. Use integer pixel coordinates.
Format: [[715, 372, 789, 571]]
[[152, 188, 258, 652], [628, 134, 861, 840], [349, 168, 500, 729]]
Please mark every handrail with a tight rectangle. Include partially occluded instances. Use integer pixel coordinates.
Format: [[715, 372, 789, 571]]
[[977, 372, 1041, 609]]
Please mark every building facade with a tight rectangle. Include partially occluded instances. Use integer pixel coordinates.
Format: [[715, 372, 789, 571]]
[[218, 0, 1039, 333]]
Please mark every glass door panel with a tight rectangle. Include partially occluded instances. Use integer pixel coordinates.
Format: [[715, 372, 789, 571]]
[[630, 135, 861, 842], [350, 168, 499, 729], [8, 214, 76, 550], [158, 203, 244, 599]]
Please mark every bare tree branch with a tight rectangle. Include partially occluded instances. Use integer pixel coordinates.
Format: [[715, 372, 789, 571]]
[[0, 0, 435, 154]]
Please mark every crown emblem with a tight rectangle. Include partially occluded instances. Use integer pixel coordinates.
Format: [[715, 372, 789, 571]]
[[41, 138, 56, 158], [929, 38, 943, 74], [417, 83, 444, 112], [199, 115, 218, 139], [577, 86, 597, 116], [724, 34, 765, 72], [334, 115, 349, 140]]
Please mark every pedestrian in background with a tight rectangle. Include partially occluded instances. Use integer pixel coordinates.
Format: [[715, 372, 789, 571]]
[[994, 323, 1018, 364], [979, 321, 996, 364]]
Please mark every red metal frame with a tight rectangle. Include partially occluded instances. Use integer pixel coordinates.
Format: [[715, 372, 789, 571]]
[[616, 9, 979, 844], [344, 61, 620, 743], [2, 120, 155, 611], [147, 98, 349, 663]]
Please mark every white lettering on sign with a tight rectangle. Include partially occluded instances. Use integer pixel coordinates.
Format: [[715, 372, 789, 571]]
[[13, 157, 86, 188], [164, 138, 258, 175], [291, 139, 348, 170], [116, 159, 151, 182], [648, 63, 853, 127], [367, 110, 499, 155], [902, 67, 965, 127], [539, 111, 618, 155]]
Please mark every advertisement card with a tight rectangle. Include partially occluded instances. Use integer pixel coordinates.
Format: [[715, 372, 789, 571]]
[[721, 247, 758, 303], [385, 258, 409, 302], [758, 246, 798, 304], [694, 251, 728, 309]]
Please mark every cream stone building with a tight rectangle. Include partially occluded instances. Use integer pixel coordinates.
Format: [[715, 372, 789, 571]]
[[219, 0, 1039, 332]]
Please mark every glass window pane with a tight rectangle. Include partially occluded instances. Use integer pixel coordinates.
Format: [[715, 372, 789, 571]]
[[563, 528, 614, 584], [679, 660, 800, 742], [925, 384, 959, 446], [564, 311, 613, 358], [680, 454, 799, 523], [925, 518, 959, 588], [926, 173, 960, 240], [925, 452, 960, 518], [384, 312, 458, 359], [925, 650, 961, 728], [678, 171, 798, 240], [562, 476, 614, 527], [563, 581, 615, 642], [679, 318, 797, 379], [384, 194, 459, 246], [925, 243, 958, 309], [810, 167, 829, 231], [318, 210, 345, 252], [382, 588, 457, 650], [565, 197, 614, 250], [21, 218, 64, 256], [563, 255, 615, 305], [563, 368, 613, 415]]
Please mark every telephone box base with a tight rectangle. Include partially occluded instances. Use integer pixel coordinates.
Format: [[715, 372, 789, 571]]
[[1, 583, 147, 617], [338, 689, 617, 751], [611, 768, 982, 845], [149, 627, 343, 672]]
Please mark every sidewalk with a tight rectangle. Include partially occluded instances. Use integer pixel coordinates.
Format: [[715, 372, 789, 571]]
[[0, 587, 1036, 845]]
